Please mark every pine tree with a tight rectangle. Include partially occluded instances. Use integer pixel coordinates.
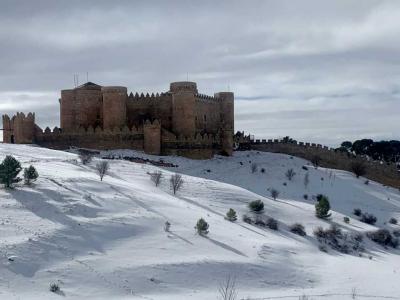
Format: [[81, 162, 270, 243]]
[[24, 165, 39, 185], [225, 208, 237, 222], [0, 156, 22, 188], [195, 218, 209, 235], [315, 194, 331, 219]]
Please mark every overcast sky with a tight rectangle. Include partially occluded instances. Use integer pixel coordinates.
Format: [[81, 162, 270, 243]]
[[1, 0, 399, 146]]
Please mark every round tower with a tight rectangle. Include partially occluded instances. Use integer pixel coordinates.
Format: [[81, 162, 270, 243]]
[[215, 91, 234, 156], [170, 81, 197, 137], [60, 89, 75, 131], [215, 92, 234, 131], [102, 86, 127, 130]]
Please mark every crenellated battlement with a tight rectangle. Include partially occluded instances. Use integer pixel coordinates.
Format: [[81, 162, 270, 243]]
[[195, 93, 221, 103]]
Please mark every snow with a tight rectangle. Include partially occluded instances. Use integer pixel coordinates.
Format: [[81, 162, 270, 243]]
[[0, 144, 399, 299]]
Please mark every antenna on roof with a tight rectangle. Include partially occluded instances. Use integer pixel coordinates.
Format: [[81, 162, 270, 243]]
[[77, 74, 79, 86], [186, 72, 189, 81], [86, 72, 89, 83]]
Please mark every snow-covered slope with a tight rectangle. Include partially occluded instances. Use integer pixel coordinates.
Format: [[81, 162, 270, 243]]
[[0, 144, 399, 299]]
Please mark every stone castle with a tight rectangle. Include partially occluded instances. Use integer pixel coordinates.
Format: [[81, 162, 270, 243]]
[[2, 81, 234, 159]]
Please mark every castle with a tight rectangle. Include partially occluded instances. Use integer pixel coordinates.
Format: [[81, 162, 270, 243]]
[[2, 81, 234, 159]]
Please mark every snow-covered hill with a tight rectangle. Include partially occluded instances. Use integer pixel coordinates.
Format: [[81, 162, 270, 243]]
[[0, 144, 399, 299]]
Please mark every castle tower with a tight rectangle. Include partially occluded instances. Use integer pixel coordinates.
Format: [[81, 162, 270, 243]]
[[2, 114, 12, 143], [215, 91, 234, 155], [60, 82, 102, 131], [170, 81, 197, 137], [102, 86, 127, 130], [143, 119, 161, 155]]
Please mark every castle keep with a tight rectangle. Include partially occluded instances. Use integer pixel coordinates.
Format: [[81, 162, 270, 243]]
[[2, 81, 234, 158]]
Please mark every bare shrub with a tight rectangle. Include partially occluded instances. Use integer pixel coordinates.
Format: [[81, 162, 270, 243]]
[[170, 173, 183, 195], [218, 275, 237, 300], [266, 217, 278, 230], [360, 213, 377, 225], [285, 168, 296, 181], [242, 214, 252, 224], [389, 217, 398, 225], [270, 188, 279, 200], [150, 171, 163, 186], [353, 208, 362, 216], [350, 161, 367, 178], [290, 223, 306, 236], [78, 150, 94, 165], [303, 172, 309, 189], [96, 161, 109, 181], [311, 155, 322, 168], [314, 225, 363, 254], [251, 163, 258, 173], [367, 229, 398, 248]]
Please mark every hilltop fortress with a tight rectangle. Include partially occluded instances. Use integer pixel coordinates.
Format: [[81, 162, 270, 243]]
[[2, 81, 234, 158]]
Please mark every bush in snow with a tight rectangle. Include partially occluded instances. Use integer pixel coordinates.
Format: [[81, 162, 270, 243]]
[[353, 208, 362, 216], [314, 225, 362, 254], [360, 213, 377, 225], [195, 218, 209, 236], [266, 217, 278, 230], [0, 155, 22, 188], [302, 166, 308, 171], [270, 188, 279, 200], [311, 155, 322, 168], [303, 173, 309, 189], [149, 170, 163, 187], [250, 163, 258, 173], [260, 167, 265, 173], [170, 173, 183, 195], [290, 223, 306, 236], [248, 200, 264, 213], [225, 208, 237, 222], [254, 216, 266, 226], [389, 217, 398, 225], [350, 161, 367, 178], [364, 180, 369, 185], [393, 230, 400, 238], [96, 161, 109, 181], [49, 283, 60, 293], [285, 168, 296, 181], [23, 165, 38, 185], [343, 216, 350, 224], [367, 229, 398, 248], [78, 150, 93, 165], [242, 214, 252, 224], [303, 194, 308, 200], [164, 221, 171, 232], [315, 194, 331, 219]]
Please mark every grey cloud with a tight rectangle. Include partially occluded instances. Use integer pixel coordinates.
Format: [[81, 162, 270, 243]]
[[0, 0, 399, 145]]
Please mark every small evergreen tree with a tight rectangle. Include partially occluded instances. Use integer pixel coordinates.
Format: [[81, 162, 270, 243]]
[[248, 200, 264, 213], [315, 194, 331, 219], [195, 218, 209, 235], [23, 165, 39, 185], [285, 168, 296, 181], [225, 208, 237, 222], [0, 155, 22, 188]]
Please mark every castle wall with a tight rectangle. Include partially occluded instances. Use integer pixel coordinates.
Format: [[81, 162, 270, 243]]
[[194, 95, 221, 134], [2, 80, 234, 159], [127, 93, 173, 130]]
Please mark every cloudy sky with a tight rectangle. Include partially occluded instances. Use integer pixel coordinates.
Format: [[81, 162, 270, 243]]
[[1, 0, 399, 146]]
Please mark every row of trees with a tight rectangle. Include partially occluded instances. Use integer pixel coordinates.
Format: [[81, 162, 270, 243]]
[[340, 139, 400, 163]]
